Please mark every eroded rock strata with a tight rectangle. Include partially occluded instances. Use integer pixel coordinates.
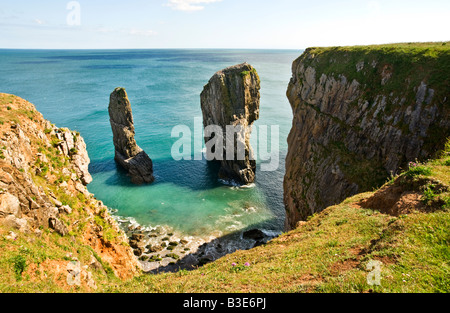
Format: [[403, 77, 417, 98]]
[[284, 46, 450, 230], [201, 63, 261, 185], [109, 87, 154, 184], [0, 93, 141, 280]]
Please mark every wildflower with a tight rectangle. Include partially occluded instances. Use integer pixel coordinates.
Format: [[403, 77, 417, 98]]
[[231, 263, 237, 267], [244, 262, 250, 267]]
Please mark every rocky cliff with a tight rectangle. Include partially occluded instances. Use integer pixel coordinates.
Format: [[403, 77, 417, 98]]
[[109, 88, 154, 185], [0, 93, 140, 284], [284, 43, 450, 230], [201, 63, 260, 185]]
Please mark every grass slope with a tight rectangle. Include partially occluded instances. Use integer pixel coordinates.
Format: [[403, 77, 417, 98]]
[[123, 142, 448, 293], [1, 100, 449, 293], [117, 139, 450, 293], [5, 141, 446, 293], [0, 93, 132, 292], [1, 53, 449, 292]]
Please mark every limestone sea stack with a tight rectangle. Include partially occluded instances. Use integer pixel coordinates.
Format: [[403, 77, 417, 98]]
[[201, 63, 261, 185], [109, 87, 155, 184]]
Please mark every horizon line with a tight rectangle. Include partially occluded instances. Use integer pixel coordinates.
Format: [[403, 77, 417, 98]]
[[0, 47, 306, 51], [2, 40, 447, 51]]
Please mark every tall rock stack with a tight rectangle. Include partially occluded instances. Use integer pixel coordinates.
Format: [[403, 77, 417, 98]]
[[201, 63, 261, 185], [109, 87, 155, 185]]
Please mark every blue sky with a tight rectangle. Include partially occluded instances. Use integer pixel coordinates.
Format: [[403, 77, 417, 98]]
[[0, 0, 449, 49]]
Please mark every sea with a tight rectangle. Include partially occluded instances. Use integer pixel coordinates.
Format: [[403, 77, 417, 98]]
[[0, 49, 301, 246]]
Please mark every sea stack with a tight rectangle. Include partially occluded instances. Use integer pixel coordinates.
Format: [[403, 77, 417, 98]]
[[201, 63, 260, 185], [109, 87, 155, 184]]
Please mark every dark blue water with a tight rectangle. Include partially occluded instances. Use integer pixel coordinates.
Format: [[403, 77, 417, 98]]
[[0, 49, 301, 239]]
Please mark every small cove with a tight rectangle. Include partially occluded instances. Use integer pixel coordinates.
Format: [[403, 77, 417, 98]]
[[0, 49, 301, 267]]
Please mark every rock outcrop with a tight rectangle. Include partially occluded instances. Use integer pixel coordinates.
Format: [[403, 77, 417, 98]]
[[0, 93, 141, 280], [201, 63, 260, 185], [53, 127, 92, 185], [284, 44, 450, 230], [109, 88, 154, 185]]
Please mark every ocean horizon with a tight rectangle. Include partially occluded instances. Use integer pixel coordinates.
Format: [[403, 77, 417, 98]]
[[0, 48, 302, 249]]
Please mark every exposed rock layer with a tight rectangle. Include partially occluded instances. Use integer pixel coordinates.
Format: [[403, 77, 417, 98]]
[[109, 88, 154, 184], [0, 93, 140, 279], [284, 46, 450, 230], [201, 63, 260, 185]]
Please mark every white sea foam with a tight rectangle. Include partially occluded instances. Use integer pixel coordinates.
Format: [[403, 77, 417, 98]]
[[261, 229, 282, 238], [240, 183, 256, 189], [218, 179, 257, 190]]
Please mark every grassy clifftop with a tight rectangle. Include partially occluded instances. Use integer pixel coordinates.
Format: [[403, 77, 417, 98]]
[[284, 41, 450, 229], [0, 93, 139, 292], [298, 42, 449, 92], [297, 42, 450, 122], [1, 41, 449, 293], [4, 136, 447, 293], [111, 143, 448, 293]]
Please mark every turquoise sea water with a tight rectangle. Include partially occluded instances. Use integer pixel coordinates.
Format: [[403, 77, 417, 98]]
[[0, 49, 301, 239]]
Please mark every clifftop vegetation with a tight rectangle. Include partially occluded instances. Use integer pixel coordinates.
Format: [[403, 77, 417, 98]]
[[298, 42, 449, 91], [284, 42, 450, 228], [0, 93, 139, 292], [1, 92, 448, 292], [1, 42, 449, 293]]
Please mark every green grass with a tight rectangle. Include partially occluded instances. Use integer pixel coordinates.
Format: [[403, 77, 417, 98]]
[[0, 146, 5, 160], [10, 254, 27, 281], [405, 164, 433, 178], [297, 43, 450, 154], [0, 92, 133, 292], [240, 70, 251, 77], [240, 68, 258, 78], [292, 42, 450, 197], [1, 147, 449, 292], [299, 42, 450, 96], [0, 226, 124, 292], [109, 140, 450, 293], [1, 85, 449, 293]]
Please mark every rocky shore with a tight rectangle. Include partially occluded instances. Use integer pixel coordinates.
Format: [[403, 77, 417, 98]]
[[113, 214, 278, 273], [0, 92, 277, 280]]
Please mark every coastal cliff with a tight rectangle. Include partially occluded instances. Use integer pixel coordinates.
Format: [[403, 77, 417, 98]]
[[1, 44, 449, 293], [201, 63, 260, 185], [284, 43, 450, 230], [0, 93, 140, 289], [109, 88, 154, 185]]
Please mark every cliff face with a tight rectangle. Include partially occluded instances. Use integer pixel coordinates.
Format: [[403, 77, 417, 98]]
[[284, 43, 450, 230], [0, 93, 140, 282], [109, 88, 154, 185], [201, 63, 260, 185]]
